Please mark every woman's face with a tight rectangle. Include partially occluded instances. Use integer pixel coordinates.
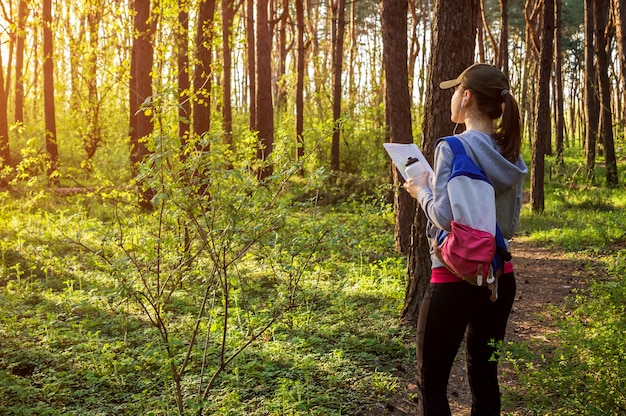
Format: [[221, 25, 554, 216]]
[[450, 86, 465, 124]]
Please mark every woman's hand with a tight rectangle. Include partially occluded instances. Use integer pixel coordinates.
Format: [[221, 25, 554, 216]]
[[403, 171, 430, 199]]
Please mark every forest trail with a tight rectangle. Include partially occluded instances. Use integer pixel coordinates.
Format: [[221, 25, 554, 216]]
[[373, 239, 593, 415]]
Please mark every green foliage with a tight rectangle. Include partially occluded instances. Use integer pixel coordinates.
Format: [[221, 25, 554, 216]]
[[503, 149, 626, 415], [0, 138, 413, 415]]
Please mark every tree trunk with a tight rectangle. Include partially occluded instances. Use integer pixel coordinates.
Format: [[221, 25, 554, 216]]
[[613, 0, 626, 128], [177, 0, 191, 147], [295, 0, 306, 163], [193, 0, 216, 141], [85, 1, 102, 163], [555, 0, 565, 164], [584, 0, 600, 178], [130, 0, 155, 210], [403, 0, 479, 324], [222, 0, 235, 146], [14, 0, 29, 125], [0, 49, 10, 175], [247, 0, 256, 132], [531, 0, 554, 213], [330, 0, 346, 172], [595, 0, 619, 186], [498, 0, 509, 75], [382, 0, 415, 255], [255, 0, 274, 179], [275, 0, 289, 113], [43, 0, 58, 178]]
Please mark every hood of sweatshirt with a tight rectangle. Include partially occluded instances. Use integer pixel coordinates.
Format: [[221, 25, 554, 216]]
[[453, 130, 528, 194]]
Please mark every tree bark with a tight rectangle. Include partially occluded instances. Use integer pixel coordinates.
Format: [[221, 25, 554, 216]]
[[222, 0, 235, 146], [275, 0, 290, 112], [130, 0, 155, 209], [247, 0, 256, 132], [498, 0, 509, 75], [177, 0, 191, 147], [255, 0, 274, 179], [85, 1, 102, 162], [0, 48, 10, 175], [43, 0, 58, 178], [330, 0, 346, 172], [295, 0, 306, 163], [584, 0, 600, 178], [193, 0, 216, 141], [555, 0, 565, 164], [595, 0, 619, 186], [403, 0, 479, 324], [382, 0, 415, 255], [613, 0, 626, 127], [531, 0, 555, 213], [14, 0, 29, 125]]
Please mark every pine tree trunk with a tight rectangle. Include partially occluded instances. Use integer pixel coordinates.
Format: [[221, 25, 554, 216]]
[[295, 0, 305, 162], [255, 0, 274, 179], [584, 0, 600, 177], [531, 0, 555, 213], [330, 0, 346, 172], [43, 0, 58, 178], [193, 0, 216, 141], [595, 0, 619, 186], [403, 0, 480, 324], [130, 0, 155, 210], [382, 0, 415, 255]]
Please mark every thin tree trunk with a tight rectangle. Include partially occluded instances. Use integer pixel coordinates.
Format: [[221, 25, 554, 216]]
[[43, 0, 58, 178], [256, 0, 274, 179], [178, 0, 191, 147], [595, 0, 619, 186], [555, 0, 565, 164], [498, 0, 509, 75], [295, 0, 305, 163], [247, 0, 256, 132], [85, 1, 102, 162], [222, 0, 235, 146], [193, 0, 216, 141], [0, 49, 10, 175], [584, 0, 600, 178], [275, 0, 289, 113], [330, 0, 346, 172], [15, 0, 29, 125], [531, 0, 555, 213], [613, 0, 626, 128]]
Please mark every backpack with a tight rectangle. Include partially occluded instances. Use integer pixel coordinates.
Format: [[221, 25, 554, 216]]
[[433, 136, 511, 301]]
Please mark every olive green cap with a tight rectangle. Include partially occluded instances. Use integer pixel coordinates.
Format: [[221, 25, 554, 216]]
[[439, 63, 510, 101]]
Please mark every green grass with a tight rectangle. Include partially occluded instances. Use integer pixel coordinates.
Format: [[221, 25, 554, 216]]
[[503, 151, 626, 415], [0, 187, 414, 415], [1, 149, 625, 415]]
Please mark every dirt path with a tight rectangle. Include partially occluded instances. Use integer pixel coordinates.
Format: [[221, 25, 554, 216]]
[[374, 238, 593, 415]]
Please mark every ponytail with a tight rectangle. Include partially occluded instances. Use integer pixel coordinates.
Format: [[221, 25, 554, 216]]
[[495, 92, 522, 163]]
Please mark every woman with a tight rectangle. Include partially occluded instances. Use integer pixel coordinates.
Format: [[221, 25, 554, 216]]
[[404, 63, 528, 416]]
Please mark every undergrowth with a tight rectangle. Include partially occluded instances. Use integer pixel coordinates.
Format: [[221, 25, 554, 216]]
[[502, 152, 626, 416]]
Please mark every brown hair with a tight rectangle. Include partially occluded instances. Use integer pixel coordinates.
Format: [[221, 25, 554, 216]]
[[464, 86, 522, 163]]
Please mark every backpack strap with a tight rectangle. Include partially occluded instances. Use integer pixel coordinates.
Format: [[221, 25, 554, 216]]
[[443, 136, 467, 157]]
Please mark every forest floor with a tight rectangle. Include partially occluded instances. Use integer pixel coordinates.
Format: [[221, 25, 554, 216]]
[[366, 239, 593, 416]]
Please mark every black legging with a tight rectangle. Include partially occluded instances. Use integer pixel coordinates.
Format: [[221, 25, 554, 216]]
[[416, 272, 516, 416]]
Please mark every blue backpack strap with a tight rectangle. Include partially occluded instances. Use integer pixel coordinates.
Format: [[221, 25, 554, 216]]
[[443, 136, 467, 157], [442, 136, 492, 184]]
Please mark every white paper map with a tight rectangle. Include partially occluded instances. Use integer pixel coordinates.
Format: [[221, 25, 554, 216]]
[[383, 142, 434, 182]]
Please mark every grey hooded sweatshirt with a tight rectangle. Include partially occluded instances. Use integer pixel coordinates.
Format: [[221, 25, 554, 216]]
[[416, 130, 528, 270]]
